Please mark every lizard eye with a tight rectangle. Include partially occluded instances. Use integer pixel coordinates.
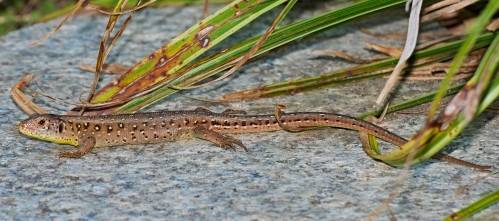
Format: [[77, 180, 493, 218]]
[[38, 119, 46, 125]]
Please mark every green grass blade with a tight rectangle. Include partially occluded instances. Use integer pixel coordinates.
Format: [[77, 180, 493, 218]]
[[91, 0, 288, 103], [357, 84, 464, 119], [415, 32, 499, 163], [426, 0, 499, 120], [362, 32, 499, 167], [221, 33, 493, 101], [113, 0, 410, 113], [442, 189, 499, 221]]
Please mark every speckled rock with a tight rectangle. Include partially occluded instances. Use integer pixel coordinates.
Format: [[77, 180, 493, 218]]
[[0, 2, 497, 221]]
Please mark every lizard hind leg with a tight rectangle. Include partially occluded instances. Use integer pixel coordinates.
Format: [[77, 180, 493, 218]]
[[192, 126, 247, 152], [58, 135, 96, 158]]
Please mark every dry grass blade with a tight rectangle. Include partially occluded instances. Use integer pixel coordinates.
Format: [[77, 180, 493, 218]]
[[311, 50, 372, 64], [422, 0, 480, 23], [360, 28, 407, 40], [31, 0, 89, 46], [396, 74, 472, 81], [367, 36, 458, 57], [424, 0, 462, 12], [366, 43, 402, 57], [87, 0, 156, 16], [10, 75, 48, 115], [86, 0, 140, 103], [443, 45, 498, 123], [78, 63, 131, 75], [416, 35, 460, 50], [203, 0, 210, 19], [376, 0, 423, 106], [385, 50, 482, 81], [486, 18, 499, 31]]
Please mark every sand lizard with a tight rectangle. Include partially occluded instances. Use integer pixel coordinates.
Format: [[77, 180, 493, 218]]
[[17, 107, 490, 171]]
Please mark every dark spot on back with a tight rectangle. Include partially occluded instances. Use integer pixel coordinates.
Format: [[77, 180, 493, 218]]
[[58, 123, 64, 133], [211, 120, 220, 126]]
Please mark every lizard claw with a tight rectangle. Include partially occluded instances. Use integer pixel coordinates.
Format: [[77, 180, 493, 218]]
[[219, 137, 248, 152], [220, 144, 237, 151]]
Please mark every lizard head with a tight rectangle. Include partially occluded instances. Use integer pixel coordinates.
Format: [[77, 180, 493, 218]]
[[18, 114, 76, 145]]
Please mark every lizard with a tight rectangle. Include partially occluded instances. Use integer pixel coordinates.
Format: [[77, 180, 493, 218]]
[[17, 107, 490, 171]]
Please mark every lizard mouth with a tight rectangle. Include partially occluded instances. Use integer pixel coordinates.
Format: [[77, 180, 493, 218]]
[[18, 121, 29, 135], [18, 121, 40, 139], [18, 118, 49, 140]]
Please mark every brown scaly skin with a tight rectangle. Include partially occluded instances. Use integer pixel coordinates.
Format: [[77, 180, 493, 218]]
[[17, 107, 490, 171]]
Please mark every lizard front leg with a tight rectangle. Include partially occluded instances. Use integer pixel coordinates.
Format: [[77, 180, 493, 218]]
[[192, 126, 247, 151], [58, 135, 96, 158]]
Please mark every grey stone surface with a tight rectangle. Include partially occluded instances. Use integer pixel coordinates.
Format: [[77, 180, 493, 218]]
[[0, 2, 497, 221]]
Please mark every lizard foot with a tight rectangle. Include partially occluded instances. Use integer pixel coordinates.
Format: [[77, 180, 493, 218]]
[[58, 136, 96, 159], [58, 150, 84, 158], [218, 136, 247, 152], [193, 126, 248, 152]]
